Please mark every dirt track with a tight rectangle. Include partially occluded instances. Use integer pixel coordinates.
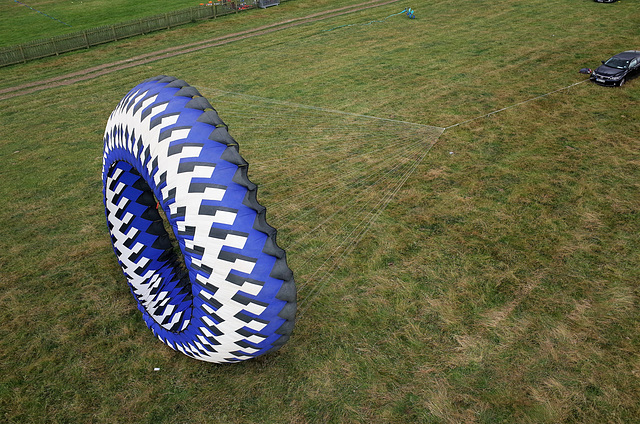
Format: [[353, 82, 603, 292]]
[[0, 0, 400, 101]]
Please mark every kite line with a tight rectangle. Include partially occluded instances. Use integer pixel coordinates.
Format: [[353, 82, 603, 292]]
[[197, 87, 443, 315], [13, 1, 72, 27], [444, 79, 589, 129], [324, 7, 415, 32], [195, 79, 587, 316]]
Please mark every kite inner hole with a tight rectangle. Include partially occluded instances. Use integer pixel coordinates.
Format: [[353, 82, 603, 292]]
[[154, 195, 187, 273], [106, 161, 193, 331], [133, 172, 189, 281]]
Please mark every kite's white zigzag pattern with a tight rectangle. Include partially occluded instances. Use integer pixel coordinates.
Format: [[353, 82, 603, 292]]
[[101, 76, 296, 363]]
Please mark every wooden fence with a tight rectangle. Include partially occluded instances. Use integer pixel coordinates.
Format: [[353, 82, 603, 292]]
[[0, 2, 248, 67]]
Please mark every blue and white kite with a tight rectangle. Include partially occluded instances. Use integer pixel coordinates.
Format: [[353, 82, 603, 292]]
[[102, 76, 296, 363]]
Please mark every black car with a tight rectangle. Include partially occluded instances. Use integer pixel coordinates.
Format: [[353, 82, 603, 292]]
[[593, 0, 617, 3], [590, 50, 640, 86]]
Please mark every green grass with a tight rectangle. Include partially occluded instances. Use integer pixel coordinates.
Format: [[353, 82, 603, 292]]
[[1, 0, 640, 422], [0, 0, 213, 47]]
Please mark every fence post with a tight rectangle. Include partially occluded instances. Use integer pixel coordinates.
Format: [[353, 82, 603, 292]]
[[82, 30, 89, 48], [166, 13, 170, 29], [51, 38, 59, 56], [19, 45, 26, 63], [112, 25, 117, 41]]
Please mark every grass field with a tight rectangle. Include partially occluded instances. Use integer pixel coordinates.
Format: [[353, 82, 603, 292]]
[[0, 0, 206, 47], [1, 0, 639, 422]]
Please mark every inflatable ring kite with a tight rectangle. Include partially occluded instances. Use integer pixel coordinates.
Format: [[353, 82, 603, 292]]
[[102, 76, 296, 363]]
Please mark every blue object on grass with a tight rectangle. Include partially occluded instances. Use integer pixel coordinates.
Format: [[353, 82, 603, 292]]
[[102, 76, 296, 363]]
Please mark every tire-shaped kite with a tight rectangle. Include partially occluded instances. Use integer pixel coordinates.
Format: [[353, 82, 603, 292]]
[[102, 75, 296, 363]]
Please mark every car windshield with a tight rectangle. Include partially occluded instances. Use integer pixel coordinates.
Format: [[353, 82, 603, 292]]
[[604, 57, 630, 70]]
